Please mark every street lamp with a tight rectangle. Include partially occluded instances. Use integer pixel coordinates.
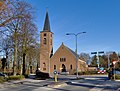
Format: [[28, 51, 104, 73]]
[[66, 32, 86, 78]]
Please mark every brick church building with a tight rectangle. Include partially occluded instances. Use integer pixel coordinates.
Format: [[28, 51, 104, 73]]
[[40, 11, 88, 75]]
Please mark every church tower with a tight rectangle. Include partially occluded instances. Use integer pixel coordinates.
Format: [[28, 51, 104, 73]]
[[40, 10, 53, 73]]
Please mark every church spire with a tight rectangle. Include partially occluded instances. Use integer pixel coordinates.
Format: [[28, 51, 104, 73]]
[[43, 9, 51, 32]]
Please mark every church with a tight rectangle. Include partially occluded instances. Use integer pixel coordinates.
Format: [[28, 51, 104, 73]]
[[39, 11, 88, 75]]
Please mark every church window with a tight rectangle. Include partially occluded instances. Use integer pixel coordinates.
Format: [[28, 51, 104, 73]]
[[43, 62, 46, 71], [64, 58, 66, 61], [54, 65, 56, 70], [44, 33, 46, 36], [60, 58, 66, 62], [43, 38, 47, 44], [70, 65, 72, 69]]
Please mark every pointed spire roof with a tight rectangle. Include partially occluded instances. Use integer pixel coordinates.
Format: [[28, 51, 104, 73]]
[[43, 10, 51, 32]]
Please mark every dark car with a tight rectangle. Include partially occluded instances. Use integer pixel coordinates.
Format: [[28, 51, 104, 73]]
[[0, 73, 8, 78], [108, 69, 120, 80]]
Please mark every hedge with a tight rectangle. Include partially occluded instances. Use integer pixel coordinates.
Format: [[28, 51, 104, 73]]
[[0, 77, 7, 83], [8, 75, 25, 80], [115, 74, 120, 79]]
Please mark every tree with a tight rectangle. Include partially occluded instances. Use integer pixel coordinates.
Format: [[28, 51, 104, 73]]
[[0, 0, 27, 27], [1, 58, 6, 71], [0, 0, 38, 76], [79, 53, 91, 65], [15, 2, 38, 75], [109, 52, 120, 69], [90, 55, 98, 67], [0, 37, 13, 69]]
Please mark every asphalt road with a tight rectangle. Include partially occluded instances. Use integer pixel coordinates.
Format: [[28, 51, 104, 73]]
[[0, 75, 120, 91]]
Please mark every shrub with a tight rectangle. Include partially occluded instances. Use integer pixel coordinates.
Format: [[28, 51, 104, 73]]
[[74, 70, 98, 75], [0, 77, 7, 83], [8, 75, 25, 80], [115, 75, 120, 79]]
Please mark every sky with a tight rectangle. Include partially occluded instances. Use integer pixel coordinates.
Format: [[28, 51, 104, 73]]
[[26, 0, 120, 55]]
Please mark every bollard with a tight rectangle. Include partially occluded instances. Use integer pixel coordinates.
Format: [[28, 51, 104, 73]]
[[53, 70, 58, 82], [54, 74, 57, 82]]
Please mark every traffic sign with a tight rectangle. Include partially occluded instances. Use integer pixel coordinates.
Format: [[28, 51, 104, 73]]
[[91, 52, 97, 54], [98, 51, 104, 54], [53, 70, 57, 75]]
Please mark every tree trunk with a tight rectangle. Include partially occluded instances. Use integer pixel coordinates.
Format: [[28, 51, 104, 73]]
[[13, 30, 17, 76], [22, 53, 26, 75]]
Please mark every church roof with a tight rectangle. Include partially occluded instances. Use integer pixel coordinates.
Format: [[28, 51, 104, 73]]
[[43, 10, 51, 32], [61, 43, 79, 58], [65, 45, 79, 58]]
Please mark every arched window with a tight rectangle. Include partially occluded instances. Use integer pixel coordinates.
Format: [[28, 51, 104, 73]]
[[54, 65, 56, 70], [43, 62, 46, 71], [43, 38, 46, 44], [70, 65, 72, 70]]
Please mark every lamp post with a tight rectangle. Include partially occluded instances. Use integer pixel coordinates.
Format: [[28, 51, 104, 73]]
[[66, 32, 86, 78]]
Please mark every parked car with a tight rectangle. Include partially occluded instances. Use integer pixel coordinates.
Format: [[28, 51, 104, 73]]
[[0, 72, 8, 78], [108, 69, 120, 80], [60, 72, 69, 75]]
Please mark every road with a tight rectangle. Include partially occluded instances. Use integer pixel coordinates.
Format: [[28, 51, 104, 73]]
[[0, 75, 120, 91]]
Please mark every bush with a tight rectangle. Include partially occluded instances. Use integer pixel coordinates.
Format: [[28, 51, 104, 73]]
[[8, 75, 25, 80], [74, 70, 98, 75], [24, 74, 29, 78], [115, 75, 120, 79], [35, 71, 50, 80], [0, 77, 7, 83]]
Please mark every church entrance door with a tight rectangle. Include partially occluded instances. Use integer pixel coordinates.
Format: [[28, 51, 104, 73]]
[[62, 64, 66, 72]]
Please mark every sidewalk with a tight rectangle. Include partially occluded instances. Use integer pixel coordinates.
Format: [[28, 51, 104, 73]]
[[0, 78, 67, 88], [0, 78, 45, 88]]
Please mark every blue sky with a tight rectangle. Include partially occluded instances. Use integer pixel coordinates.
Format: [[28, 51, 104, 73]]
[[26, 0, 120, 55]]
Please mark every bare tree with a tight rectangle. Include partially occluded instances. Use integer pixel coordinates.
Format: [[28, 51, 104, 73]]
[[79, 53, 91, 65], [0, 0, 38, 76], [0, 0, 26, 27]]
